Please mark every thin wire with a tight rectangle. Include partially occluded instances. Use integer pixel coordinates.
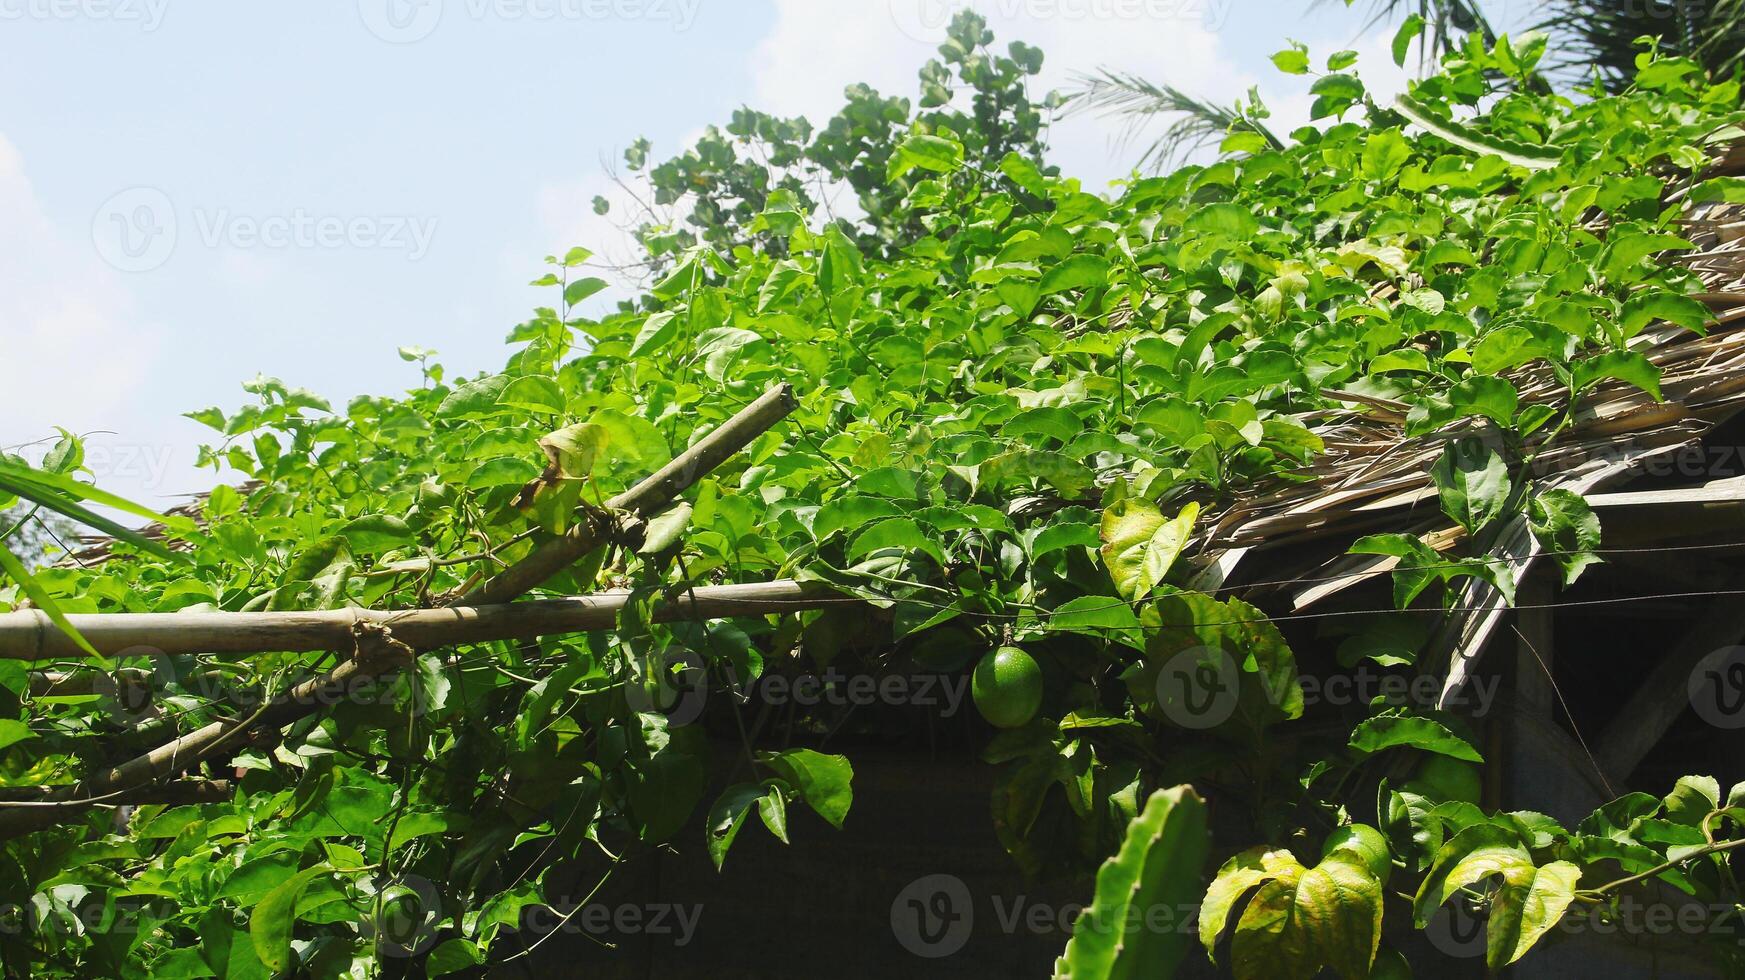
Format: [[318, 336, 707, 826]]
[[511, 580, 1745, 635], [1511, 623, 1616, 798], [712, 542, 1745, 632]]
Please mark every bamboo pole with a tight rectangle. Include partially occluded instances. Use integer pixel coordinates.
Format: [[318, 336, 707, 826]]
[[0, 386, 803, 837], [0, 580, 846, 661], [460, 382, 799, 606], [0, 779, 239, 836]]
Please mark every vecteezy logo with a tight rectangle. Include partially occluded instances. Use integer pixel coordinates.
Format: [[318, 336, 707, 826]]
[[887, 0, 965, 44], [92, 187, 176, 272], [1424, 898, 1487, 959], [359, 0, 442, 42], [1691, 645, 1745, 730], [623, 644, 710, 726], [362, 873, 443, 957], [891, 873, 973, 958], [1154, 646, 1239, 729]]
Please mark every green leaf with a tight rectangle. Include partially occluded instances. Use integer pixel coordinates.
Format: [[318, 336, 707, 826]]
[[1122, 590, 1304, 735], [1621, 290, 1711, 336], [1417, 821, 1581, 969], [1199, 847, 1300, 963], [1414, 824, 1526, 927], [1048, 595, 1143, 641], [1692, 177, 1745, 203], [889, 133, 965, 180], [498, 375, 566, 414], [1471, 326, 1544, 375], [426, 939, 485, 976], [250, 867, 327, 972], [1572, 350, 1662, 399], [1099, 498, 1160, 601], [639, 502, 693, 555], [1309, 74, 1365, 119], [1053, 786, 1209, 980], [386, 811, 451, 852], [1361, 130, 1411, 182], [630, 310, 680, 357], [339, 515, 415, 555], [1295, 853, 1384, 979], [1102, 498, 1200, 599], [0, 464, 184, 556], [1039, 254, 1111, 295], [1527, 489, 1602, 585], [1600, 232, 1693, 281], [1270, 45, 1309, 75], [651, 250, 703, 301], [1218, 848, 1386, 980], [1431, 438, 1512, 535], [437, 374, 514, 419], [849, 517, 948, 568], [563, 276, 608, 306], [757, 783, 790, 843], [1485, 860, 1581, 968], [707, 782, 767, 871], [626, 727, 706, 843], [1392, 14, 1425, 65], [1349, 533, 1449, 607], [538, 422, 608, 481], [1185, 203, 1259, 239], [218, 853, 299, 905], [1349, 713, 1484, 763], [0, 718, 36, 752], [813, 495, 907, 539], [1031, 522, 1101, 558], [1453, 375, 1520, 426], [758, 749, 853, 829], [1663, 775, 1721, 826]]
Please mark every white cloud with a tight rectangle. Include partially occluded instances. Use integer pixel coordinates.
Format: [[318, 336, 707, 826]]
[[0, 135, 158, 439], [534, 170, 663, 309], [752, 0, 1256, 188], [748, 0, 1436, 189], [1263, 30, 1419, 141], [0, 132, 186, 506], [532, 127, 714, 312]]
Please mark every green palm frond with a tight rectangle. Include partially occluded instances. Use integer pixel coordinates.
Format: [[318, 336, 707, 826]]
[[1066, 71, 1284, 174], [1534, 0, 1745, 91], [1324, 0, 1496, 62]]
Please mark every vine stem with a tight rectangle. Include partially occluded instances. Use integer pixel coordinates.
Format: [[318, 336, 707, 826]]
[[1581, 836, 1745, 898]]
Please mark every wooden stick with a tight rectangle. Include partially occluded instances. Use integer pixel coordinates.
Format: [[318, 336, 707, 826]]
[[0, 628, 411, 837], [0, 579, 847, 661], [0, 387, 803, 836], [0, 779, 233, 805], [0, 779, 239, 837], [461, 383, 798, 606]]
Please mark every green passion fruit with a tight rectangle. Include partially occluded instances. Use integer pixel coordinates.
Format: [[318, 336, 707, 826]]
[[971, 646, 1044, 728], [1408, 756, 1484, 805], [1320, 824, 1393, 883]]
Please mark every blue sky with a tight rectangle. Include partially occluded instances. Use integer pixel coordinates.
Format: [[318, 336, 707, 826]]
[[1, 0, 1531, 513]]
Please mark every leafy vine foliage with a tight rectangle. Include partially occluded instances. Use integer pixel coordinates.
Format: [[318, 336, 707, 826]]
[[4, 12, 1745, 977]]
